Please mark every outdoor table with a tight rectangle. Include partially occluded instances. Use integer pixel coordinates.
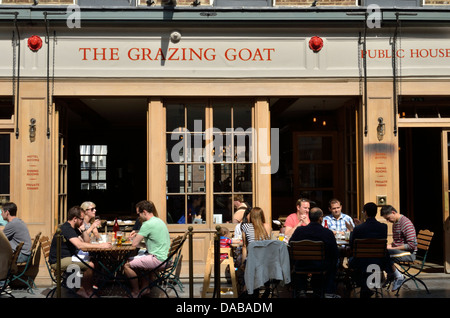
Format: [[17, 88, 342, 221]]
[[80, 245, 138, 297]]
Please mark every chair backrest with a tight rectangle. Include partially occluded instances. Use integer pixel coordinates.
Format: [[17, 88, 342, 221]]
[[353, 238, 387, 259], [416, 229, 434, 252], [9, 242, 24, 275], [39, 235, 52, 264], [17, 232, 42, 266], [0, 231, 13, 279], [289, 240, 325, 262]]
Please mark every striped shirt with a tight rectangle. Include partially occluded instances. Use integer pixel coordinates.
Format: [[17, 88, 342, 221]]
[[322, 213, 354, 233], [392, 215, 417, 252], [241, 223, 256, 245]]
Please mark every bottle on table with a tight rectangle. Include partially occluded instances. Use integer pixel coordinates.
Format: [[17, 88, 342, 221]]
[[113, 218, 119, 239]]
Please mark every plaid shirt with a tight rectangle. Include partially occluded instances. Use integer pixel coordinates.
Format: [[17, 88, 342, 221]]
[[322, 213, 354, 232]]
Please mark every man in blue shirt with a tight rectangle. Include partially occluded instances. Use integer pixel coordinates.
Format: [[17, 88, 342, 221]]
[[322, 198, 354, 236]]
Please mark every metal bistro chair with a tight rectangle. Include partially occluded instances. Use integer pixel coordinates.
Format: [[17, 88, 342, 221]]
[[395, 229, 434, 296], [289, 240, 327, 298], [0, 231, 24, 298], [10, 232, 42, 293], [138, 232, 188, 298], [351, 238, 387, 298]]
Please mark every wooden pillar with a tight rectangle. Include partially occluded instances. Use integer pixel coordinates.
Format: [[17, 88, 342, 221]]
[[11, 81, 53, 237], [147, 97, 167, 221], [254, 98, 273, 222]]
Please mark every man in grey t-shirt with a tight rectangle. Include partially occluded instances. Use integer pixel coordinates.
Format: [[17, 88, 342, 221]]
[[1, 202, 32, 263]]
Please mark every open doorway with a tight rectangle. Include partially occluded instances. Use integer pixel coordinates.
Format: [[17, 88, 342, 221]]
[[270, 96, 360, 220], [63, 97, 148, 219], [399, 128, 444, 264]]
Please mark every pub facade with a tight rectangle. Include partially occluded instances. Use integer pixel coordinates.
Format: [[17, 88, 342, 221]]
[[0, 1, 449, 281]]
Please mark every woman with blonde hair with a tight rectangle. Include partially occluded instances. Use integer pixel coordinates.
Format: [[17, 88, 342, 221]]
[[80, 201, 101, 241]]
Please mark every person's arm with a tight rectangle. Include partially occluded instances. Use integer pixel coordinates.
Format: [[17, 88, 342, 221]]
[[130, 232, 146, 249], [69, 237, 111, 250]]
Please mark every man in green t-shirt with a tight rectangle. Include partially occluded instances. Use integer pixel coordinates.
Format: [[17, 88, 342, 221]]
[[124, 200, 170, 298]]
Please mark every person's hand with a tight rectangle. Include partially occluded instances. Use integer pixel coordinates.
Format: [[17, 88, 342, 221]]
[[346, 221, 355, 232], [129, 231, 137, 239], [93, 219, 102, 228], [386, 243, 393, 249], [99, 242, 112, 248]]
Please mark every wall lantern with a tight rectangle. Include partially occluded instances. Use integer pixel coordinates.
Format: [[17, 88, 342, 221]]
[[377, 117, 385, 141], [309, 36, 323, 53], [27, 35, 43, 52], [29, 118, 37, 142]]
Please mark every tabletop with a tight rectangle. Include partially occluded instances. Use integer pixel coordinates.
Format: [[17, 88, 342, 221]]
[[81, 245, 137, 253]]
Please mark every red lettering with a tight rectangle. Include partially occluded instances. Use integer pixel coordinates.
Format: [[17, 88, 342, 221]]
[[168, 48, 179, 61], [79, 48, 91, 60]]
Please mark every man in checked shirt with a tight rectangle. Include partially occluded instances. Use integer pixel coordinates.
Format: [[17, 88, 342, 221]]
[[380, 205, 417, 292]]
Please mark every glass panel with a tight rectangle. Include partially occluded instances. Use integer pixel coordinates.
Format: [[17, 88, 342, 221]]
[[187, 164, 206, 193], [213, 194, 233, 224], [298, 164, 333, 188], [187, 134, 205, 162], [297, 136, 333, 161], [81, 170, 89, 180], [0, 134, 10, 163], [166, 104, 185, 132], [0, 98, 14, 119], [167, 164, 185, 193], [233, 105, 252, 131], [0, 166, 10, 194], [98, 170, 106, 180], [213, 163, 232, 192], [188, 195, 206, 224], [167, 134, 185, 163], [213, 105, 232, 131], [187, 105, 205, 132], [212, 133, 232, 163], [167, 195, 185, 224], [234, 164, 252, 192], [234, 133, 252, 162]]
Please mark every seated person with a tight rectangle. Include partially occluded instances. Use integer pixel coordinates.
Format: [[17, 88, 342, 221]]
[[348, 202, 389, 297], [284, 198, 311, 238], [1, 202, 32, 263], [49, 206, 111, 298], [124, 200, 171, 298], [289, 207, 340, 298]]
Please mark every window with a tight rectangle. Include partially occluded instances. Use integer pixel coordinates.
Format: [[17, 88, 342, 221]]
[[80, 145, 107, 190], [165, 101, 253, 225], [0, 133, 10, 205]]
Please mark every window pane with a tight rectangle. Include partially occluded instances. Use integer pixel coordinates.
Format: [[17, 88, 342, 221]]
[[167, 164, 184, 193], [233, 105, 252, 130], [167, 195, 185, 224], [213, 133, 232, 163], [213, 194, 233, 224], [213, 164, 232, 192], [0, 134, 10, 163], [0, 98, 14, 119], [187, 105, 205, 132], [81, 170, 89, 180], [234, 133, 252, 162], [187, 134, 205, 163], [298, 164, 333, 188], [167, 134, 184, 163], [297, 136, 333, 161], [0, 166, 10, 194], [234, 164, 252, 192], [187, 165, 206, 193], [166, 104, 185, 132], [188, 195, 206, 224], [213, 105, 231, 131]]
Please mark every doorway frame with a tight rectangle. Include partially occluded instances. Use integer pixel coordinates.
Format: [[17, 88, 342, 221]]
[[398, 118, 450, 273]]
